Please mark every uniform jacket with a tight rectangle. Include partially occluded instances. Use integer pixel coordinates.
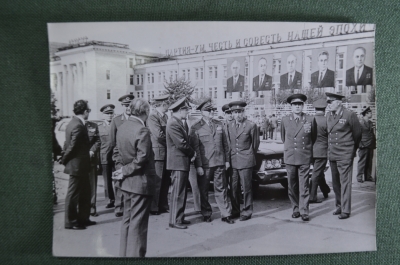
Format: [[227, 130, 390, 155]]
[[345, 65, 373, 86], [61, 116, 91, 176], [253, 74, 272, 91], [166, 116, 195, 171], [227, 74, 245, 92], [313, 113, 328, 158], [281, 113, 317, 165], [326, 106, 362, 161], [110, 113, 128, 163], [114, 117, 156, 196], [147, 109, 168, 161], [311, 69, 335, 88], [98, 121, 113, 165], [190, 118, 230, 168], [226, 118, 260, 169], [270, 117, 278, 128], [359, 119, 376, 149], [280, 71, 302, 91], [262, 118, 270, 130], [86, 121, 100, 166]]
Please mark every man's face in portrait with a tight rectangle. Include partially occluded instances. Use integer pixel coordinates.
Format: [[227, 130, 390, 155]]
[[353, 48, 366, 69], [318, 54, 329, 72], [258, 58, 267, 75], [287, 54, 297, 73]]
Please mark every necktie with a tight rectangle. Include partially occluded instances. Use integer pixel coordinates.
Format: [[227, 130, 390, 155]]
[[319, 72, 323, 85], [209, 122, 214, 133], [182, 119, 188, 133], [289, 75, 293, 85], [260, 75, 263, 86], [356, 69, 360, 84], [295, 117, 299, 123]]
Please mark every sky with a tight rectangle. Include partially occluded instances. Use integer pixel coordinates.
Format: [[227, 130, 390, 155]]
[[47, 22, 336, 55]]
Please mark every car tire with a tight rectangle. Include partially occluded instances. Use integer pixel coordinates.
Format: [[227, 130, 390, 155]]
[[280, 179, 288, 189]]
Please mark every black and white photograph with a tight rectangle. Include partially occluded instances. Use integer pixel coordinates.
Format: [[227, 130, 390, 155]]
[[49, 21, 376, 258]]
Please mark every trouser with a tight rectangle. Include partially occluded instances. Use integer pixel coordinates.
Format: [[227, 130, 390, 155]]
[[269, 128, 276, 140], [88, 165, 98, 213], [262, 128, 268, 139], [226, 165, 239, 216], [205, 166, 231, 218], [188, 163, 201, 212], [64, 174, 91, 227], [330, 159, 354, 214], [357, 148, 374, 181], [231, 168, 253, 217], [310, 158, 331, 201], [151, 160, 170, 212], [102, 164, 115, 202], [286, 164, 311, 215], [169, 170, 189, 225], [119, 191, 152, 257]]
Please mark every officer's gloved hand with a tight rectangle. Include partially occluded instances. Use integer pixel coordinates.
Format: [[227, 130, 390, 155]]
[[196, 167, 204, 176]]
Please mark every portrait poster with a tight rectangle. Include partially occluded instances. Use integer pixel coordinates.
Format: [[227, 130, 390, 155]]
[[310, 47, 337, 89], [252, 54, 274, 92], [345, 43, 374, 89], [279, 50, 303, 91], [226, 56, 246, 93]]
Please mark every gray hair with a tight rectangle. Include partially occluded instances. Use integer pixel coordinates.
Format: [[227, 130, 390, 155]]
[[129, 98, 150, 117]]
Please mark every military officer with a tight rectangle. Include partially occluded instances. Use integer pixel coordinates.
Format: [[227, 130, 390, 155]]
[[226, 101, 260, 221], [110, 94, 135, 217], [309, 99, 331, 203], [147, 94, 170, 215], [281, 94, 317, 221], [99, 104, 116, 209], [190, 100, 234, 224], [326, 92, 361, 219], [166, 97, 196, 229], [86, 119, 100, 216]]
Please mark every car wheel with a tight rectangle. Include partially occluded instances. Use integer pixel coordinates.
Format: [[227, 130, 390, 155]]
[[280, 179, 288, 189]]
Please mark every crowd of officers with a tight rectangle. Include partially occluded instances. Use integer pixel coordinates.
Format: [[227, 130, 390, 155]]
[[59, 90, 375, 257]]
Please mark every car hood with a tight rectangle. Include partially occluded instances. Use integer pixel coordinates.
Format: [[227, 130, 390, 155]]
[[257, 142, 284, 156]]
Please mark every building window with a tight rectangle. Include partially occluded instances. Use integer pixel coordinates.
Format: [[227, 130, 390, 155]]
[[175, 71, 178, 80], [151, 73, 154, 83], [141, 74, 144, 85], [187, 69, 190, 80], [337, 80, 343, 93], [107, 90, 111, 99], [129, 58, 134, 68], [195, 68, 199, 80], [158, 72, 162, 83], [182, 70, 186, 80], [151, 91, 155, 98], [106, 70, 110, 80], [200, 68, 203, 79], [209, 87, 212, 97], [224, 87, 227, 99], [130, 75, 134, 85], [223, 65, 227, 78], [130, 92, 134, 95], [195, 88, 199, 98], [137, 92, 140, 98], [136, 75, 140, 85], [214, 66, 218, 79], [200, 89, 204, 98], [362, 86, 367, 93], [338, 54, 344, 70], [148, 91, 151, 99], [214, 87, 217, 99], [136, 58, 141, 65], [209, 67, 213, 79], [147, 73, 151, 83]]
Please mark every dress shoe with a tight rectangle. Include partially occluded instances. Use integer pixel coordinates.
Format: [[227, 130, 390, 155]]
[[221, 217, 235, 224], [240, 215, 251, 221], [150, 211, 160, 215], [292, 212, 301, 218], [90, 212, 99, 217], [115, 212, 123, 217], [230, 213, 240, 219], [333, 208, 342, 215], [338, 213, 350, 219], [169, 223, 187, 229], [159, 209, 169, 214], [204, 216, 212, 222], [84, 220, 96, 226], [309, 199, 323, 204], [181, 220, 191, 225], [357, 179, 364, 183], [65, 224, 86, 230], [323, 191, 330, 198], [105, 201, 115, 209], [301, 214, 310, 221]]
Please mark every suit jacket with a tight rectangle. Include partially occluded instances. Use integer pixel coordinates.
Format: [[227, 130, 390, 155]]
[[114, 117, 156, 196], [346, 65, 373, 86], [359, 119, 376, 149], [110, 113, 128, 163], [262, 118, 270, 130], [313, 113, 328, 158], [86, 121, 100, 166], [61, 116, 91, 176], [166, 116, 195, 171], [227, 74, 245, 92], [280, 71, 302, 90], [270, 117, 278, 128], [190, 118, 229, 168], [281, 113, 317, 165], [253, 74, 272, 91], [326, 106, 362, 161], [98, 121, 113, 165], [147, 110, 168, 161], [226, 119, 260, 169], [311, 69, 335, 88]]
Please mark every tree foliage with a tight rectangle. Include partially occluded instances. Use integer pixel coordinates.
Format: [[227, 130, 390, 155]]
[[368, 87, 376, 103], [51, 92, 58, 118], [272, 87, 327, 105], [163, 77, 196, 105]]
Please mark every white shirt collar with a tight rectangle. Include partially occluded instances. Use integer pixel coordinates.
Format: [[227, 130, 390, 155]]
[[319, 69, 327, 78], [130, 116, 145, 126], [76, 116, 85, 126], [123, 112, 130, 120]]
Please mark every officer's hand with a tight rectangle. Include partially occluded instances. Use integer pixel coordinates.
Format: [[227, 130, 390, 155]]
[[89, 151, 94, 158], [196, 167, 204, 176], [225, 162, 230, 169], [112, 168, 123, 180], [191, 151, 196, 162]]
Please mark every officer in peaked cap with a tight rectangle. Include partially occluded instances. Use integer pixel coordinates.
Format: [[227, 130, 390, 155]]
[[325, 91, 361, 219], [109, 94, 135, 217], [168, 97, 191, 112], [228, 101, 247, 112], [222, 104, 231, 113], [100, 104, 115, 114], [281, 93, 317, 221], [357, 106, 376, 183], [309, 98, 331, 204], [147, 94, 171, 215]]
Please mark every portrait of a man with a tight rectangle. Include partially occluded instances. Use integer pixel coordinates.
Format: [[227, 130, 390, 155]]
[[253, 57, 272, 91], [346, 47, 373, 86], [280, 54, 302, 91], [311, 51, 335, 88], [227, 60, 245, 92]]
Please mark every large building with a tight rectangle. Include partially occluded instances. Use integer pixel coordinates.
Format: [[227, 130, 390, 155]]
[[50, 23, 375, 120]]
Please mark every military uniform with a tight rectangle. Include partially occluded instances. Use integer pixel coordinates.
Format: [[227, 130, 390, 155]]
[[357, 107, 376, 182], [86, 121, 100, 216]]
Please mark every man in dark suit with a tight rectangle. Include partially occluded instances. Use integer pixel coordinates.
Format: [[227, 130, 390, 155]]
[[269, 114, 278, 140], [61, 100, 95, 230], [227, 60, 245, 92], [86, 120, 100, 216], [113, 98, 155, 257], [280, 54, 302, 91], [281, 94, 317, 221], [166, 97, 196, 229], [226, 101, 260, 221], [309, 99, 331, 203], [98, 104, 116, 209], [147, 94, 170, 215], [110, 94, 135, 217], [311, 51, 335, 89], [356, 107, 376, 183], [262, 115, 270, 140], [190, 100, 234, 224], [326, 92, 362, 219], [346, 47, 373, 87], [253, 57, 272, 91]]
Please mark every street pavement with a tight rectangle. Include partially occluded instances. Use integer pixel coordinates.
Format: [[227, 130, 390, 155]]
[[52, 143, 376, 257]]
